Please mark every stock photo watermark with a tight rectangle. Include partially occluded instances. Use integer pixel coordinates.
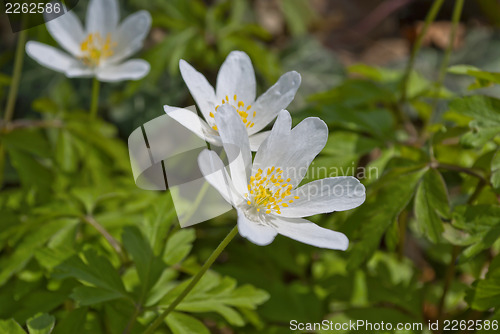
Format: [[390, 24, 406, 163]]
[[3, 0, 79, 32], [128, 112, 375, 228]]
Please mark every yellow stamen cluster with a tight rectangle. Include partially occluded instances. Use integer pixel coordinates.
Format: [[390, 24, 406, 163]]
[[244, 166, 299, 215], [79, 33, 116, 67], [210, 94, 256, 131]]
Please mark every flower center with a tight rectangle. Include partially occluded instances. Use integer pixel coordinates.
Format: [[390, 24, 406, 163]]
[[210, 95, 256, 131], [244, 166, 299, 215], [79, 33, 116, 67]]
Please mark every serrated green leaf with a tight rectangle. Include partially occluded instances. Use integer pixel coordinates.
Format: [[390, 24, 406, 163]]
[[414, 169, 449, 243], [164, 229, 196, 265], [451, 205, 500, 261], [0, 319, 26, 334], [469, 255, 500, 310], [346, 166, 426, 270], [27, 313, 55, 334], [165, 312, 210, 334], [7, 149, 52, 191], [54, 249, 129, 304], [161, 272, 269, 327], [122, 226, 165, 301], [0, 219, 68, 285], [71, 286, 124, 306]]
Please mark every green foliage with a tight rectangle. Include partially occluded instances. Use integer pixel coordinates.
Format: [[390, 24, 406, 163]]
[[415, 169, 450, 243], [2, 0, 500, 332]]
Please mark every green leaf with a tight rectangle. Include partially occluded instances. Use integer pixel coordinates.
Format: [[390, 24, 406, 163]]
[[27, 314, 55, 334], [2, 129, 51, 157], [165, 312, 210, 334], [55, 130, 78, 173], [7, 148, 52, 191], [122, 226, 165, 299], [448, 96, 500, 147], [0, 219, 68, 285], [469, 255, 500, 310], [450, 205, 500, 261], [448, 65, 500, 89], [414, 169, 449, 243], [346, 166, 426, 270], [161, 272, 269, 326], [449, 95, 500, 125], [0, 319, 26, 334], [55, 249, 129, 304], [142, 192, 177, 256], [71, 286, 124, 306], [163, 229, 196, 265]]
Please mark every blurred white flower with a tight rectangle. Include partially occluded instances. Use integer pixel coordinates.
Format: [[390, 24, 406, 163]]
[[25, 0, 151, 82], [198, 105, 366, 249], [165, 51, 301, 151]]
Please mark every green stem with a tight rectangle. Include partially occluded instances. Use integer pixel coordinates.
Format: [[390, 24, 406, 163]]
[[435, 0, 464, 93], [82, 215, 128, 264], [400, 0, 445, 104], [436, 163, 487, 184], [90, 78, 100, 119], [143, 225, 239, 334], [1, 23, 28, 188], [427, 0, 464, 160], [3, 28, 27, 122], [123, 305, 141, 334], [437, 245, 460, 322]]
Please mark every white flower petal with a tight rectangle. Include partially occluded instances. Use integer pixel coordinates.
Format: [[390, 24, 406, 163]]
[[198, 149, 241, 206], [253, 110, 327, 188], [66, 67, 94, 78], [86, 0, 119, 35], [280, 177, 366, 218], [237, 210, 278, 246], [26, 41, 82, 74], [96, 59, 150, 82], [164, 105, 222, 146], [179, 59, 218, 122], [248, 131, 270, 151], [215, 105, 252, 196], [107, 10, 151, 63], [44, 6, 85, 56], [216, 51, 256, 106], [270, 216, 349, 250], [249, 71, 301, 135]]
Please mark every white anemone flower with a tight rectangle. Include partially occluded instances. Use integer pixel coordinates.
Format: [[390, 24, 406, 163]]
[[198, 105, 366, 249], [25, 0, 151, 82], [165, 51, 301, 151]]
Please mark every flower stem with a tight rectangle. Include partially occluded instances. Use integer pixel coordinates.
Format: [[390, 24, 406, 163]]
[[90, 78, 100, 119], [3, 28, 27, 122], [426, 0, 464, 159], [434, 0, 464, 93], [400, 0, 445, 104], [437, 245, 460, 321], [143, 225, 239, 334], [1, 24, 28, 188]]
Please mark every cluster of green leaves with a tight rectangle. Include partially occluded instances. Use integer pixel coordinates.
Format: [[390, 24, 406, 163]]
[[283, 60, 500, 332], [2, 0, 500, 333], [0, 80, 268, 333]]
